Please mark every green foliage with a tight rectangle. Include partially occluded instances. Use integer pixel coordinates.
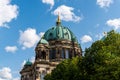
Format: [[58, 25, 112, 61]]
[[44, 30, 120, 80]]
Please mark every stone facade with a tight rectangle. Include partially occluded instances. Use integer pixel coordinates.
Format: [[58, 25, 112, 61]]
[[20, 16, 82, 80]]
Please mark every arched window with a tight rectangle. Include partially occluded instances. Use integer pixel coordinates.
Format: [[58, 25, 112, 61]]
[[41, 51, 46, 59], [36, 50, 41, 59], [40, 73, 44, 80], [65, 49, 69, 59], [40, 71, 46, 80], [61, 48, 65, 59], [50, 49, 56, 59], [49, 50, 52, 59]]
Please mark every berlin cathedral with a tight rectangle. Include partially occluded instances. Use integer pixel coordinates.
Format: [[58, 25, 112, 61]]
[[20, 15, 82, 80]]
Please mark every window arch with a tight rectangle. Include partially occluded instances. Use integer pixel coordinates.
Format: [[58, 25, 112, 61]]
[[65, 49, 69, 59], [61, 48, 65, 59], [40, 70, 46, 80], [41, 51, 46, 59], [49, 48, 56, 59]]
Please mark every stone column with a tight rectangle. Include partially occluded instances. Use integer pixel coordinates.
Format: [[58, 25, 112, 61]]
[[38, 50, 41, 59], [72, 48, 74, 57], [58, 48, 61, 60], [69, 49, 72, 59], [59, 48, 62, 59], [36, 71, 40, 80], [49, 49, 52, 61], [55, 48, 57, 60], [65, 49, 66, 59], [46, 50, 49, 61], [63, 48, 65, 59]]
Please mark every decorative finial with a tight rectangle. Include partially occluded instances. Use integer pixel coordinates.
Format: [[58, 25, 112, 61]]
[[57, 12, 61, 22], [56, 12, 61, 26]]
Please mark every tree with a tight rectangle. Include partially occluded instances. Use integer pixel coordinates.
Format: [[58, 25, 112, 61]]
[[44, 30, 120, 80], [84, 30, 120, 79]]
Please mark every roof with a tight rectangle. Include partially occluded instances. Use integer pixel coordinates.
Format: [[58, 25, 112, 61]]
[[38, 38, 48, 44], [43, 25, 78, 42], [24, 60, 32, 66], [37, 15, 78, 45]]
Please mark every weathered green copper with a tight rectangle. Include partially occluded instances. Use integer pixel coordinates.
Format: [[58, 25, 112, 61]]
[[24, 60, 32, 66], [40, 25, 78, 43], [38, 38, 48, 44], [38, 16, 78, 44]]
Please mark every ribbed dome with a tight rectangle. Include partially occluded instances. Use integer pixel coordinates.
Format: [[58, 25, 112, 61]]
[[38, 15, 78, 44], [43, 25, 78, 42]]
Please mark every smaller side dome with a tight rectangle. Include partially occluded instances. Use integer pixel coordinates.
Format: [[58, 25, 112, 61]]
[[24, 60, 32, 66]]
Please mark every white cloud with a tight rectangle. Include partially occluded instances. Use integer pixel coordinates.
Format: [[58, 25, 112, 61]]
[[21, 60, 26, 67], [19, 28, 41, 49], [30, 57, 35, 63], [0, 67, 19, 80], [81, 35, 93, 43], [12, 77, 20, 80], [42, 0, 54, 9], [0, 67, 12, 80], [53, 5, 81, 22], [95, 24, 100, 28], [106, 18, 120, 30], [39, 32, 45, 38], [5, 46, 18, 53], [0, 0, 18, 28], [95, 32, 106, 40], [97, 0, 113, 8]]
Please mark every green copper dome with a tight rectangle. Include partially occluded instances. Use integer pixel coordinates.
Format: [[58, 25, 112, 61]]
[[24, 60, 32, 66], [38, 15, 78, 44], [43, 25, 78, 42]]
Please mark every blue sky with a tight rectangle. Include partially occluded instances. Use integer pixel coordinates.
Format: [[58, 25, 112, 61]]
[[0, 0, 120, 80]]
